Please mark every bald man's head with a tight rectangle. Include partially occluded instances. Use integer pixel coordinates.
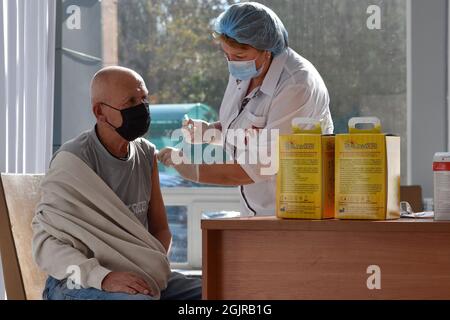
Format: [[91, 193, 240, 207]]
[[91, 66, 148, 108], [91, 66, 150, 139]]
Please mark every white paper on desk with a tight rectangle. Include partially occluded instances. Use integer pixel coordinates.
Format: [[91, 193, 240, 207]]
[[400, 211, 434, 219], [202, 211, 241, 220]]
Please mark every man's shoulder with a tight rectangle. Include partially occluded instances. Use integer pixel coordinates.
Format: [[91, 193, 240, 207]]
[[134, 138, 157, 161], [51, 130, 93, 165]]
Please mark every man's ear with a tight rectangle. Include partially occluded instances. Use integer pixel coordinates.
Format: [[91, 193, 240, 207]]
[[93, 103, 106, 122]]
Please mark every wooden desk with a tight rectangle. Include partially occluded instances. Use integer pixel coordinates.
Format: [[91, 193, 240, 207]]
[[201, 217, 450, 300]]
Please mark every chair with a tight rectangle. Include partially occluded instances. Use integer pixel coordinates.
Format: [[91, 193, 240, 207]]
[[0, 174, 47, 300]]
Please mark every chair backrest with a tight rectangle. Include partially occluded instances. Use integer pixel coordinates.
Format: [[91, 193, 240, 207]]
[[400, 185, 424, 213], [0, 174, 47, 300]]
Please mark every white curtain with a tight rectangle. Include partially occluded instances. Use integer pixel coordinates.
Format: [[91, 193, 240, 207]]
[[0, 0, 56, 300], [0, 0, 56, 174]]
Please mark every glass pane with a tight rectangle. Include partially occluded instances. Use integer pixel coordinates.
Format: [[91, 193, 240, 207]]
[[118, 0, 407, 182], [255, 0, 407, 181], [166, 206, 188, 263], [118, 1, 230, 188], [55, 1, 407, 181]]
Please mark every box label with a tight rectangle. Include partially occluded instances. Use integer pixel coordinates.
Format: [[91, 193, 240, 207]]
[[336, 135, 387, 219], [277, 135, 328, 219]]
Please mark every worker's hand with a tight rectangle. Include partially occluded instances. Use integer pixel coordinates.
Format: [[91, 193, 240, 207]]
[[182, 118, 211, 144], [101, 271, 153, 296], [157, 148, 200, 182], [157, 147, 187, 167]]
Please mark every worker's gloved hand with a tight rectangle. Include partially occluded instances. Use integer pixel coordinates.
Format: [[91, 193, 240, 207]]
[[157, 147, 187, 167], [182, 117, 211, 144], [157, 147, 200, 182]]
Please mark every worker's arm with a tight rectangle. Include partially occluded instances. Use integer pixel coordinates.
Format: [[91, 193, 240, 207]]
[[157, 147, 255, 186], [198, 164, 254, 186], [147, 155, 172, 254], [169, 163, 254, 186]]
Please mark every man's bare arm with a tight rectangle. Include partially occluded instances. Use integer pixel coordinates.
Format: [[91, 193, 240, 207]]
[[147, 155, 172, 253]]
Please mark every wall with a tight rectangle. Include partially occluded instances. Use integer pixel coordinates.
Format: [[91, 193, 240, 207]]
[[53, 0, 103, 152]]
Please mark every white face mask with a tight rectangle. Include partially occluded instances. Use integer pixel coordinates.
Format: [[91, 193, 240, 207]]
[[227, 59, 263, 81], [227, 52, 266, 81]]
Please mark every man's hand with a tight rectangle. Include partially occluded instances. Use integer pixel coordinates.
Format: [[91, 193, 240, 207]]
[[101, 272, 153, 296]]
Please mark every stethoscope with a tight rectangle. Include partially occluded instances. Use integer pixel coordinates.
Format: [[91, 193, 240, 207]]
[[223, 86, 261, 158], [223, 86, 262, 215]]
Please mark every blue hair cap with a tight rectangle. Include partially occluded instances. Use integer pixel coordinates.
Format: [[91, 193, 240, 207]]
[[214, 2, 289, 56]]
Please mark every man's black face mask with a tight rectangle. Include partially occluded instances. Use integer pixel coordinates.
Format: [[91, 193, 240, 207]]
[[102, 102, 151, 142]]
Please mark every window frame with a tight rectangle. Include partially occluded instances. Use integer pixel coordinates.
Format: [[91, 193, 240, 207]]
[[161, 187, 241, 270]]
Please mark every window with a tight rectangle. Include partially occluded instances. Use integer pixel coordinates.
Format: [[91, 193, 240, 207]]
[[161, 188, 241, 270], [166, 206, 188, 263], [54, 0, 407, 270], [117, 0, 407, 181]]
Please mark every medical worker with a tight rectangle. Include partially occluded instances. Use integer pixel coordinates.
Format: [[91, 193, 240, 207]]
[[158, 2, 334, 216]]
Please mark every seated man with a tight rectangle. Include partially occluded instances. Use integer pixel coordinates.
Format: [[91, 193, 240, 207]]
[[32, 66, 202, 300]]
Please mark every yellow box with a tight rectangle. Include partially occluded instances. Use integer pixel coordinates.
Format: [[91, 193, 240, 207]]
[[277, 119, 335, 220], [335, 117, 401, 220]]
